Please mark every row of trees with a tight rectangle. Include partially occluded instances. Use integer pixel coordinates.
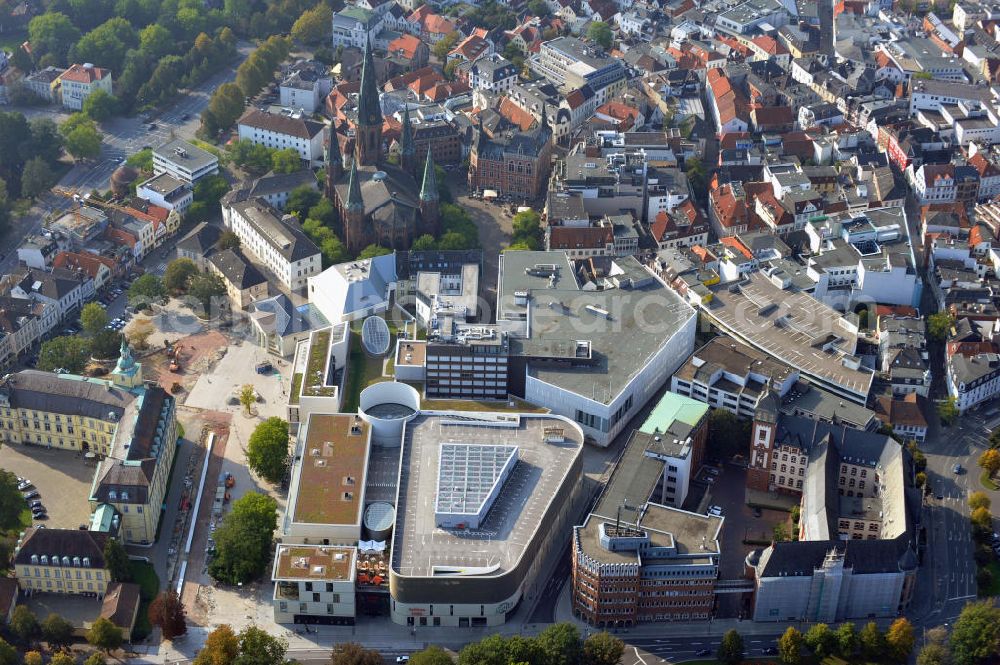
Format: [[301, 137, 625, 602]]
[[918, 602, 1000, 665], [719, 620, 914, 665], [968, 491, 997, 591], [456, 624, 623, 665], [7, 605, 122, 654], [201, 35, 290, 137]]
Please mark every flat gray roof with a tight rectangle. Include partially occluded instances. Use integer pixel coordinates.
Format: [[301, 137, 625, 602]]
[[391, 414, 582, 578], [500, 251, 695, 405], [703, 272, 873, 401], [153, 139, 218, 172]]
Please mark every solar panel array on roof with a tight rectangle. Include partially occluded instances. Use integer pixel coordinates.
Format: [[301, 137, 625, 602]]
[[435, 443, 518, 529]]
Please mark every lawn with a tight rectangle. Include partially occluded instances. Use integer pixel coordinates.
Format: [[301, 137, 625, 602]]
[[981, 469, 999, 491], [289, 372, 303, 405], [128, 560, 160, 641], [420, 394, 548, 413], [341, 325, 389, 412], [303, 330, 336, 397]]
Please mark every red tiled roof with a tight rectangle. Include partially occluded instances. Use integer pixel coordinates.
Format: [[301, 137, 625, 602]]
[[548, 225, 613, 250], [710, 183, 748, 229], [498, 97, 537, 131], [721, 235, 753, 260], [52, 251, 115, 279], [388, 34, 424, 60], [61, 63, 110, 84], [970, 152, 1000, 178], [751, 35, 789, 55], [450, 34, 491, 61]]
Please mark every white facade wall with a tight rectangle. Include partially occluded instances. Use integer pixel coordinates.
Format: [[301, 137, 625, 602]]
[[524, 308, 697, 446], [237, 123, 325, 166], [224, 204, 322, 291]]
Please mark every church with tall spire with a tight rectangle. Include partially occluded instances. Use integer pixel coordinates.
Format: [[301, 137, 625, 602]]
[[326, 38, 439, 254]]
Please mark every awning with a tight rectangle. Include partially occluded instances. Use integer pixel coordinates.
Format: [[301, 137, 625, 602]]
[[483, 189, 498, 199]]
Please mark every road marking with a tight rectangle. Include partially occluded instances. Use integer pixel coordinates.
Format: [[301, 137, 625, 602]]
[[632, 647, 647, 665]]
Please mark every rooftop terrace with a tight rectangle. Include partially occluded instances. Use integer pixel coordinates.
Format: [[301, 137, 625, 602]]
[[289, 414, 370, 526]]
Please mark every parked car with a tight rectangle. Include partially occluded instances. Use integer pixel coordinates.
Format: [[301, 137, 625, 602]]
[[396, 657, 410, 663], [22, 490, 39, 500], [17, 480, 32, 491], [29, 500, 42, 509], [31, 511, 47, 520]]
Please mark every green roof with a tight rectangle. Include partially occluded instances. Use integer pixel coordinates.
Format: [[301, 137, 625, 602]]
[[639, 391, 708, 435]]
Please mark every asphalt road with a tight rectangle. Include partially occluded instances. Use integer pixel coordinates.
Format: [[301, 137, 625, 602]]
[[619, 633, 783, 663]]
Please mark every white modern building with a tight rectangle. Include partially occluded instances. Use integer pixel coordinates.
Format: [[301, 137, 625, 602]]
[[497, 251, 698, 447], [308, 254, 397, 324], [152, 139, 219, 184], [136, 173, 193, 214], [222, 197, 322, 291], [237, 109, 327, 167]]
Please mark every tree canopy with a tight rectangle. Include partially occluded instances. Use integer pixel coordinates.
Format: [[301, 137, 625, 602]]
[[951, 602, 1000, 665], [587, 21, 613, 49], [149, 590, 187, 640], [38, 335, 91, 373], [247, 417, 290, 484], [208, 492, 278, 584]]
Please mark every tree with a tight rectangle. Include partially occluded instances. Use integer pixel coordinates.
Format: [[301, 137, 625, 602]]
[[804, 623, 836, 658], [82, 89, 119, 122], [202, 82, 245, 136], [432, 31, 461, 60], [536, 623, 582, 665], [883, 618, 915, 662], [938, 397, 960, 426], [836, 622, 858, 658], [164, 258, 199, 293], [950, 601, 1000, 665], [0, 641, 19, 665], [969, 491, 992, 512], [527, 0, 550, 16], [104, 538, 132, 582], [195, 625, 240, 665], [147, 590, 187, 640], [291, 3, 332, 44], [87, 616, 123, 653], [928, 312, 955, 341], [916, 471, 928, 489], [778, 627, 804, 665], [286, 185, 321, 215], [859, 622, 886, 661], [138, 24, 174, 59], [84, 654, 106, 665], [978, 449, 1000, 477], [80, 302, 109, 336], [511, 210, 543, 250], [247, 417, 290, 483], [707, 408, 751, 460], [188, 272, 227, 313], [586, 21, 613, 48], [358, 244, 392, 260], [330, 643, 382, 665], [71, 17, 137, 71], [0, 470, 25, 530], [27, 117, 63, 163], [125, 318, 155, 350], [217, 230, 241, 251], [49, 653, 74, 665], [232, 625, 287, 665], [409, 647, 453, 665], [411, 234, 437, 251], [129, 274, 165, 304], [21, 157, 55, 199], [773, 522, 789, 542], [917, 643, 951, 665], [583, 632, 624, 665], [208, 492, 278, 584], [271, 148, 302, 174], [41, 613, 74, 647], [38, 335, 91, 373], [9, 606, 40, 644], [60, 113, 102, 161], [718, 630, 744, 665], [24, 652, 43, 665], [28, 12, 81, 64]]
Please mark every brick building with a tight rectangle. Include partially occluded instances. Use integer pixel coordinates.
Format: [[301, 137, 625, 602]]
[[468, 111, 553, 200]]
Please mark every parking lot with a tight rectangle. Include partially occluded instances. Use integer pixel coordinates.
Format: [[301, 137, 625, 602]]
[[0, 443, 98, 529], [697, 463, 793, 618]]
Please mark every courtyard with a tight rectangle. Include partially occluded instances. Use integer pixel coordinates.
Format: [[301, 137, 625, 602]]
[[0, 443, 98, 530]]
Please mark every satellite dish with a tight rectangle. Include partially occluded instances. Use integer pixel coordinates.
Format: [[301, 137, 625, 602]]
[[361, 316, 391, 356]]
